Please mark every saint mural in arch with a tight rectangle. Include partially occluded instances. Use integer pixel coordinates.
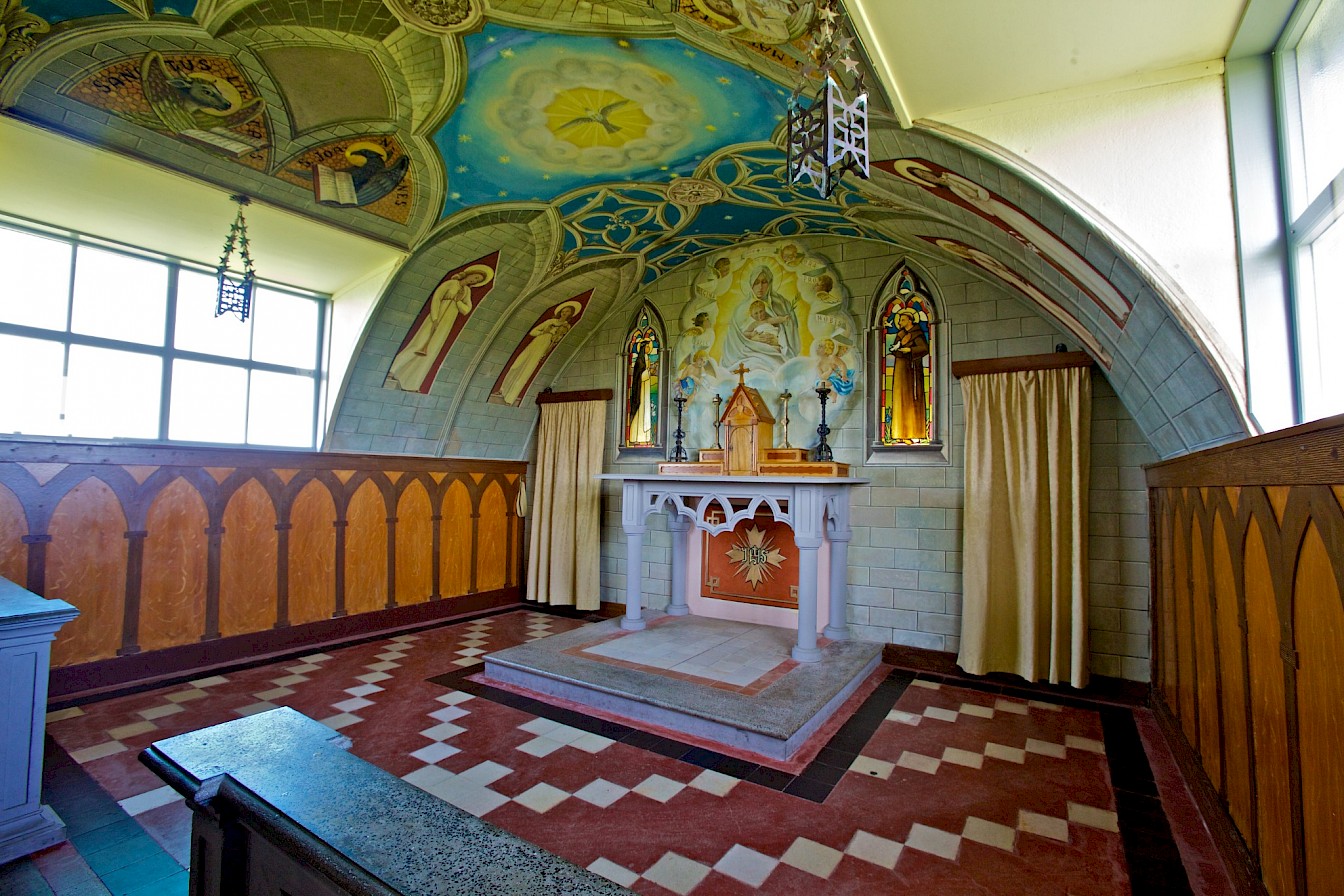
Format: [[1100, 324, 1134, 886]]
[[385, 252, 500, 394], [490, 291, 592, 406], [674, 239, 859, 449]]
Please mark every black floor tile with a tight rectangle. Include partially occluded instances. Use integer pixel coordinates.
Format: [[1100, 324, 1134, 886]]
[[798, 761, 846, 786], [745, 766, 795, 791], [98, 851, 182, 896], [679, 747, 725, 769], [782, 776, 831, 802], [812, 745, 856, 769], [709, 756, 759, 779]]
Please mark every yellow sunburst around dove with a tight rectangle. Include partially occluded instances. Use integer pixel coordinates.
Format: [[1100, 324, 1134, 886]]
[[544, 87, 651, 149], [725, 525, 787, 590]]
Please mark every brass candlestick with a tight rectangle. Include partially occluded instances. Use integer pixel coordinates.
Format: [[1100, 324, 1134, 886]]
[[712, 393, 723, 449]]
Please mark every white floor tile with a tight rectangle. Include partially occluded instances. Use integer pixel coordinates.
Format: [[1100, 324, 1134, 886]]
[[642, 852, 710, 896], [846, 830, 902, 869], [688, 769, 737, 796], [410, 742, 461, 765], [513, 783, 569, 814], [587, 858, 639, 888], [574, 779, 629, 808], [1018, 811, 1070, 842], [905, 823, 961, 860], [713, 844, 778, 887], [117, 785, 180, 817], [780, 837, 843, 879], [962, 817, 1017, 852], [633, 774, 685, 803]]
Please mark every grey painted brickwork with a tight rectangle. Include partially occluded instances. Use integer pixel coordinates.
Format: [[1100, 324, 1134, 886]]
[[549, 235, 1156, 682]]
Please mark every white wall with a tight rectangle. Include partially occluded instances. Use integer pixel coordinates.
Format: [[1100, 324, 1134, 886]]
[[932, 64, 1248, 416]]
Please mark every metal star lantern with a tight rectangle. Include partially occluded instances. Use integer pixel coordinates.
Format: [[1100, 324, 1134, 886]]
[[786, 0, 869, 199]]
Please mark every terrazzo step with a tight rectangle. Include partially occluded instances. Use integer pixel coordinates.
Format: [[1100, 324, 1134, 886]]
[[481, 615, 882, 761]]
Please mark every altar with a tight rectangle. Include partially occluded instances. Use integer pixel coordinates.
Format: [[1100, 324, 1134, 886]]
[[598, 472, 864, 662]]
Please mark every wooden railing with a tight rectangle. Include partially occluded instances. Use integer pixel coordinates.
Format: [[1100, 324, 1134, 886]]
[[1146, 415, 1344, 896], [0, 440, 525, 697]]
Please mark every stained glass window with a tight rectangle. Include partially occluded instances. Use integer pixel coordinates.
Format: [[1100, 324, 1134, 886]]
[[875, 266, 934, 445], [623, 307, 661, 447]]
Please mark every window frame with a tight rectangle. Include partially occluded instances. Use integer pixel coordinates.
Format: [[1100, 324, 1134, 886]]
[[0, 213, 329, 449], [615, 302, 668, 460], [865, 260, 950, 467], [1275, 0, 1344, 422]]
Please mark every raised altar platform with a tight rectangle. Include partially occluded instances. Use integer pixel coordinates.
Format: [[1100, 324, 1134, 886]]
[[481, 614, 883, 761]]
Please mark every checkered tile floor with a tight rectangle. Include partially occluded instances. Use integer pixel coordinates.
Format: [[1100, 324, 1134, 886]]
[[8, 610, 1214, 895]]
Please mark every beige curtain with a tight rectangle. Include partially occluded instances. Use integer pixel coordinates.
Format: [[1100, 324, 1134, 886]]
[[957, 366, 1091, 687], [527, 399, 605, 610]]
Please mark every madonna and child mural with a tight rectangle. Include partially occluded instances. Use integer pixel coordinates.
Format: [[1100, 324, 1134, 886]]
[[674, 239, 860, 450]]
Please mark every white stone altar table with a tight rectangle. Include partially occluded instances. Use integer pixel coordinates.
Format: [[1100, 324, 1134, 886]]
[[598, 474, 865, 662]]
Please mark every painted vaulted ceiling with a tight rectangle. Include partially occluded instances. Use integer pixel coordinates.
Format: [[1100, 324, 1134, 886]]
[[0, 0, 1249, 457]]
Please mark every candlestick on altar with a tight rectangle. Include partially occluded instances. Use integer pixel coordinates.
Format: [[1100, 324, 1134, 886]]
[[813, 384, 833, 462], [671, 389, 689, 462], [779, 390, 793, 448], [711, 393, 723, 449]]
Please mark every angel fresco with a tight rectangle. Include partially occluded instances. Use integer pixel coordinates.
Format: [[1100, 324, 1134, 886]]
[[692, 0, 814, 44], [386, 254, 498, 394], [491, 294, 590, 406]]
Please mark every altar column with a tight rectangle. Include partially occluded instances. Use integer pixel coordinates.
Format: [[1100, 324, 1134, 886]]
[[823, 500, 852, 640], [619, 480, 647, 631], [790, 485, 823, 662], [666, 514, 693, 616]]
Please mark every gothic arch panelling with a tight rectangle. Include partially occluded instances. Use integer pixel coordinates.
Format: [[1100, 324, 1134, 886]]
[[1147, 415, 1344, 896], [0, 441, 525, 693]]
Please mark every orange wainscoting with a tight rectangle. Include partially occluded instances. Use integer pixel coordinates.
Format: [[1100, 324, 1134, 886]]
[[1147, 416, 1344, 896], [0, 441, 525, 694]]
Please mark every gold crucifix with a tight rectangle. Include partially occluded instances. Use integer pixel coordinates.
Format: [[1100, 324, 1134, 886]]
[[732, 363, 750, 386]]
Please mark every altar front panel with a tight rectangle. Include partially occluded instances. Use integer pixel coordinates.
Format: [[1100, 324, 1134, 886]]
[[700, 509, 799, 609], [687, 525, 832, 633]]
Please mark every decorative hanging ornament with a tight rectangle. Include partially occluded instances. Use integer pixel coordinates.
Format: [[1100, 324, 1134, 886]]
[[786, 0, 869, 199], [215, 194, 256, 322]]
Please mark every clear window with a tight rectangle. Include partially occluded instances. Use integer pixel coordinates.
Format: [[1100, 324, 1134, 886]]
[[0, 216, 328, 447], [1279, 0, 1344, 422]]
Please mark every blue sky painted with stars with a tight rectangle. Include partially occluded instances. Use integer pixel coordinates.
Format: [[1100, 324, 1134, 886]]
[[433, 25, 788, 217]]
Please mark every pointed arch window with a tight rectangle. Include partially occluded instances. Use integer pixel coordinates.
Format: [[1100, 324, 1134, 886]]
[[622, 306, 663, 448], [874, 265, 936, 446]]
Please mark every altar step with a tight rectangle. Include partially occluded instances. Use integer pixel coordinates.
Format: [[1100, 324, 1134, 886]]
[[480, 614, 882, 762]]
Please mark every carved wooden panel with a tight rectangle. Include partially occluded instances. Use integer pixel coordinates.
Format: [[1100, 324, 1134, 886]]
[[221, 479, 279, 637], [441, 480, 471, 598], [0, 485, 26, 588], [46, 479, 125, 667], [1148, 416, 1344, 896], [395, 482, 433, 605], [345, 480, 387, 617], [141, 478, 209, 653], [1295, 524, 1343, 896], [0, 442, 523, 681], [477, 481, 508, 593], [289, 481, 336, 626]]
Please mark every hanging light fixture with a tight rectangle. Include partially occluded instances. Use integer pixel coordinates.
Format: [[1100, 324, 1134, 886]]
[[215, 193, 256, 322], [786, 0, 869, 199]]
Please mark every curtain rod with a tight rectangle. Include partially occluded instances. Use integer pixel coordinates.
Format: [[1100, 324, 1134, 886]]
[[535, 388, 614, 405], [951, 351, 1093, 379]]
